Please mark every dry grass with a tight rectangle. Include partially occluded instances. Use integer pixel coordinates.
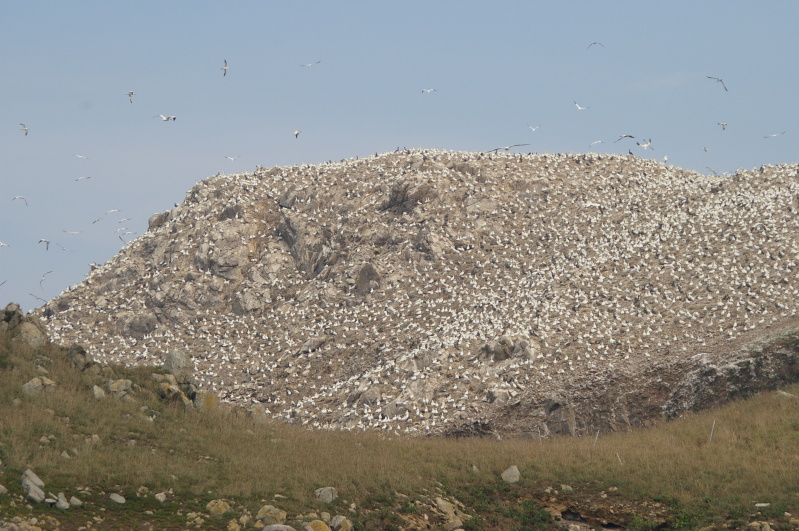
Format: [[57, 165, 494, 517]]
[[2, 331, 798, 527]]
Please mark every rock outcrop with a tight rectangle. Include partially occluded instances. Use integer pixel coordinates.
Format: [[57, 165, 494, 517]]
[[32, 150, 799, 436]]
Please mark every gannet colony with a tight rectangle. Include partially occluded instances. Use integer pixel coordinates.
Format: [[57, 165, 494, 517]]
[[37, 149, 799, 436]]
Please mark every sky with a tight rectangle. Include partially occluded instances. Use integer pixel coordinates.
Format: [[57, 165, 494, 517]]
[[2, 2, 798, 312]]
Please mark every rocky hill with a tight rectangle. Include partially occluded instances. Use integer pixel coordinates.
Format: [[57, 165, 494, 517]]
[[36, 149, 799, 436]]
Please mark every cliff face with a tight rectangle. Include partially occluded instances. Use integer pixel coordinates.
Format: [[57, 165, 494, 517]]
[[37, 149, 799, 436]]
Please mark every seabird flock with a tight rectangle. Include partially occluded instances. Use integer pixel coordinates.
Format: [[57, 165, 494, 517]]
[[7, 39, 798, 434], [37, 147, 799, 434]]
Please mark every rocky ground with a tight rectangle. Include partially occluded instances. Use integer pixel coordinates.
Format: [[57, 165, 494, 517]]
[[34, 149, 799, 437]]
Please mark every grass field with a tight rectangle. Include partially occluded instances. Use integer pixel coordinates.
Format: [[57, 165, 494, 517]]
[[1, 328, 798, 530]]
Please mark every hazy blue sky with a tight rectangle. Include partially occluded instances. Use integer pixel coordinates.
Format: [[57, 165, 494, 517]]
[[2, 2, 798, 311]]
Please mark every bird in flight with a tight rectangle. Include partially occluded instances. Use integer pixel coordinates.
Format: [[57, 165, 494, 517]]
[[527, 124, 541, 132], [489, 143, 530, 153], [38, 239, 50, 251], [702, 147, 710, 152], [0, 242, 8, 248], [12, 195, 28, 206], [75, 176, 91, 181], [614, 134, 634, 143], [707, 76, 728, 91], [126, 91, 135, 103], [225, 155, 240, 161], [221, 59, 229, 76], [763, 131, 786, 138], [300, 60, 321, 67], [74, 154, 89, 159], [589, 140, 605, 149], [39, 271, 53, 289], [587, 41, 605, 50], [293, 130, 302, 138], [573, 100, 589, 110], [636, 139, 654, 150], [20, 123, 29, 136], [421, 88, 437, 93], [717, 122, 727, 130], [62, 230, 81, 235], [155, 115, 177, 121]]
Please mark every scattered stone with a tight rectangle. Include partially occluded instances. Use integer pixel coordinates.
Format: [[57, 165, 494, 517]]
[[206, 498, 231, 515], [755, 503, 771, 509], [314, 487, 337, 504], [262, 525, 298, 531], [109, 493, 126, 504], [91, 385, 106, 400], [256, 505, 286, 525], [329, 515, 353, 531], [67, 343, 93, 371], [56, 492, 70, 510], [154, 492, 167, 503], [69, 496, 82, 507], [107, 379, 132, 394], [0, 484, 7, 496], [162, 349, 194, 384], [501, 465, 520, 483], [561, 484, 574, 493], [21, 376, 56, 396], [304, 520, 331, 531]]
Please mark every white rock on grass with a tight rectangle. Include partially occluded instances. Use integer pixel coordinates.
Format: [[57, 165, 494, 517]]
[[56, 492, 70, 510], [70, 496, 83, 507], [501, 465, 520, 483], [109, 493, 126, 504], [314, 487, 337, 504], [0, 484, 8, 496], [155, 492, 167, 503]]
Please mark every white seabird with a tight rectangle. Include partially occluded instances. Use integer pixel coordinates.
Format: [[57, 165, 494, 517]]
[[20, 123, 29, 136], [126, 91, 135, 103], [707, 76, 728, 91], [489, 143, 530, 153], [573, 100, 589, 110], [221, 59, 229, 76], [155, 115, 177, 121], [293, 130, 302, 138], [12, 195, 28, 206]]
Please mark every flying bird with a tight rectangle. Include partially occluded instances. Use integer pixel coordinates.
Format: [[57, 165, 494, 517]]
[[764, 131, 786, 138], [225, 155, 240, 161], [614, 134, 635, 143], [300, 60, 321, 67], [38, 239, 50, 251], [20, 123, 29, 136], [702, 147, 710, 152], [587, 41, 605, 50], [75, 176, 91, 181], [12, 195, 27, 206], [636, 139, 654, 150], [0, 242, 8, 248], [126, 91, 135, 103], [155, 115, 177, 121], [707, 76, 728, 91], [39, 271, 53, 289], [527, 124, 541, 132], [489, 143, 530, 153], [74, 154, 89, 159], [573, 100, 589, 110], [717, 122, 727, 130], [293, 130, 302, 138], [589, 140, 605, 149], [221, 59, 229, 76], [421, 88, 437, 93]]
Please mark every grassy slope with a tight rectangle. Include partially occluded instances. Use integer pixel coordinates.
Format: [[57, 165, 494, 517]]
[[1, 330, 798, 530]]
